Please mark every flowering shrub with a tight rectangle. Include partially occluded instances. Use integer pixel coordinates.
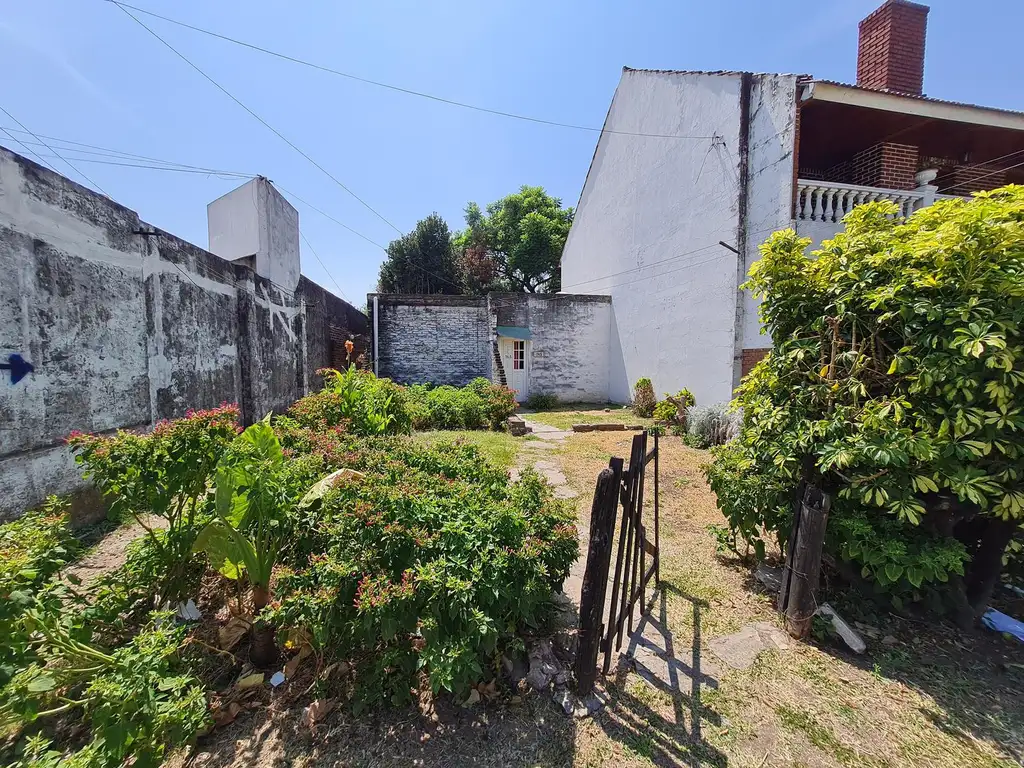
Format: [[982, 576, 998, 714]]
[[67, 405, 240, 603], [292, 367, 410, 436], [0, 499, 78, 687], [266, 440, 577, 707]]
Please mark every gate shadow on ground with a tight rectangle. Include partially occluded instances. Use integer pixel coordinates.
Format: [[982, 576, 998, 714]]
[[595, 584, 728, 767]]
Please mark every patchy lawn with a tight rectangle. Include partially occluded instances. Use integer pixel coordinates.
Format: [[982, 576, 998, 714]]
[[557, 432, 1024, 768], [523, 403, 653, 431]]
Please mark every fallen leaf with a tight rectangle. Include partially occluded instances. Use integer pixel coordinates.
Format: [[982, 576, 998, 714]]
[[219, 616, 252, 651], [284, 627, 313, 651], [236, 672, 264, 690], [304, 698, 335, 730], [213, 701, 242, 727], [283, 642, 313, 679]]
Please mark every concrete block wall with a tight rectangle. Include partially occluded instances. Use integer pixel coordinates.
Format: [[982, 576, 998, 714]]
[[0, 148, 365, 519], [371, 295, 491, 386], [491, 293, 611, 402], [370, 292, 613, 401]]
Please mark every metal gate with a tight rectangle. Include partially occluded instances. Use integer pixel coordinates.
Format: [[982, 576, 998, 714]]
[[575, 430, 660, 695]]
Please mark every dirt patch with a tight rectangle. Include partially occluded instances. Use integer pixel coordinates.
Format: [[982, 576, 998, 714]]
[[65, 516, 167, 586]]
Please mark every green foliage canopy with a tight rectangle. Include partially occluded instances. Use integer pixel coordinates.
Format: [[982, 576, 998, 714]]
[[377, 213, 462, 294], [456, 186, 573, 293], [707, 187, 1024, 617]]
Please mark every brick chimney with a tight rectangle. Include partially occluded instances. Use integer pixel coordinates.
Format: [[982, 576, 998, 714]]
[[856, 0, 929, 95]]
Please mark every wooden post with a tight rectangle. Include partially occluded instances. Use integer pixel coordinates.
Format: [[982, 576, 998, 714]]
[[576, 466, 620, 696], [653, 430, 660, 584], [777, 479, 807, 613], [782, 485, 830, 639]]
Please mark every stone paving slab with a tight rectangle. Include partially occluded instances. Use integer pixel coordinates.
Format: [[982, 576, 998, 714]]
[[706, 622, 792, 670]]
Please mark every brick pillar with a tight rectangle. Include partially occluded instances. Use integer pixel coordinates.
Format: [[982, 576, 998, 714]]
[[849, 142, 919, 190]]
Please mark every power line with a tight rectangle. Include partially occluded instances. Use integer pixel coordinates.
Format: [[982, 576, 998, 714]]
[[272, 183, 388, 251], [0, 126, 59, 174], [940, 158, 1024, 195], [2, 128, 258, 176], [0, 106, 113, 198], [110, 1, 403, 234], [561, 224, 785, 292], [299, 230, 348, 301], [103, 0, 719, 142], [10, 150, 254, 178], [931, 147, 1024, 186]]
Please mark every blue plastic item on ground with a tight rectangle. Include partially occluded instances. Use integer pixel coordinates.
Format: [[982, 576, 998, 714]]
[[981, 608, 1024, 643]]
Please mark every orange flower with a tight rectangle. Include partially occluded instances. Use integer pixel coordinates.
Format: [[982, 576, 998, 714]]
[[345, 339, 355, 360]]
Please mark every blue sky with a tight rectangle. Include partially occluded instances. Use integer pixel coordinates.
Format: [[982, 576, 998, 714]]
[[1, 0, 1021, 305]]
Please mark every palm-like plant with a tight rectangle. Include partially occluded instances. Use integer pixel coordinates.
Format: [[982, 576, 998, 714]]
[[194, 417, 292, 666]]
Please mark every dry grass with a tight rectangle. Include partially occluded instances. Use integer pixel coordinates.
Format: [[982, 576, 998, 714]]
[[556, 432, 1024, 768], [523, 404, 653, 431]]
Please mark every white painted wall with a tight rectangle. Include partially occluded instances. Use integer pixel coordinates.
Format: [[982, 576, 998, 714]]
[[738, 75, 800, 368], [562, 70, 745, 406], [562, 70, 798, 405], [795, 219, 845, 252], [208, 178, 301, 290]]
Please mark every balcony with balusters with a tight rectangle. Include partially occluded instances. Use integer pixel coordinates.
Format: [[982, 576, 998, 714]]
[[793, 93, 1024, 249], [794, 170, 961, 247]]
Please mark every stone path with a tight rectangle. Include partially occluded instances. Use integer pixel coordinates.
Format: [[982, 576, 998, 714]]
[[509, 419, 587, 606]]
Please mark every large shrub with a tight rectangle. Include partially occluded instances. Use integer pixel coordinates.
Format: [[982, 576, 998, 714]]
[[292, 367, 410, 436], [405, 378, 517, 431], [632, 377, 656, 418], [707, 188, 1024, 622], [68, 405, 241, 603], [266, 437, 578, 707]]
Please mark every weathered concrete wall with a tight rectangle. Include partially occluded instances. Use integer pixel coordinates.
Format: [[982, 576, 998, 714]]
[[737, 74, 799, 379], [371, 292, 612, 401], [561, 69, 797, 405], [372, 295, 491, 386], [0, 148, 363, 519], [297, 275, 370, 390], [490, 293, 611, 402]]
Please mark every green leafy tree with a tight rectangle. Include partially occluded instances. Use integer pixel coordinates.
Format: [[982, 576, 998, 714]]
[[456, 186, 573, 293], [706, 187, 1024, 625], [377, 213, 461, 294]]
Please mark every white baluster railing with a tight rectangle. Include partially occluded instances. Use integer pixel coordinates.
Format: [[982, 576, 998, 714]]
[[796, 180, 929, 222]]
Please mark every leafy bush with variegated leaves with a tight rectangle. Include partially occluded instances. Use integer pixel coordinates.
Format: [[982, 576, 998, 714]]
[[706, 187, 1024, 623]]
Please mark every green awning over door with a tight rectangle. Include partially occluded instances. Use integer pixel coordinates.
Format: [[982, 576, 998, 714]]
[[496, 326, 532, 340]]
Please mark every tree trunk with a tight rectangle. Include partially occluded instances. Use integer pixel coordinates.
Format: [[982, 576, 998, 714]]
[[249, 585, 277, 668], [965, 517, 1016, 618]]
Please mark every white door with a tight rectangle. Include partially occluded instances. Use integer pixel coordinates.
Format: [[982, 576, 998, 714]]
[[500, 338, 529, 399]]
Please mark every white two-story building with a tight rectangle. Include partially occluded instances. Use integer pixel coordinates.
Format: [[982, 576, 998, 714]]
[[561, 0, 1024, 406]]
